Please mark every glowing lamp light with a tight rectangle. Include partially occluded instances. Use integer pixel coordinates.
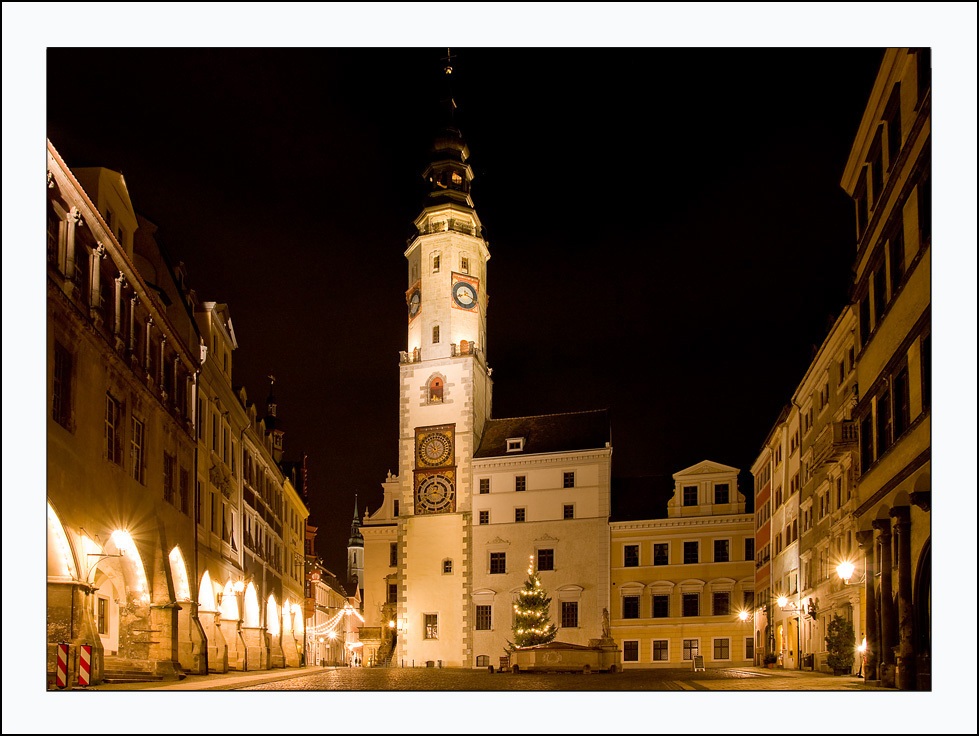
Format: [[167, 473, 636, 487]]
[[777, 595, 789, 608], [233, 580, 246, 594], [836, 560, 856, 582], [738, 610, 750, 622], [858, 637, 867, 654]]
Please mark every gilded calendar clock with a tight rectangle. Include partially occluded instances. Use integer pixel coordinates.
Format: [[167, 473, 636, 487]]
[[414, 425, 456, 514]]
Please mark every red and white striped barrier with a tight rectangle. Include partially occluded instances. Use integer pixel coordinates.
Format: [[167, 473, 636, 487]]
[[78, 645, 92, 687], [56, 644, 69, 688]]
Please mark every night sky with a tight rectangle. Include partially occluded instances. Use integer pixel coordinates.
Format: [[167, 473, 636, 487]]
[[46, 47, 887, 577]]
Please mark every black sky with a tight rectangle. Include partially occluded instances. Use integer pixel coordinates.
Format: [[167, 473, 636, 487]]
[[47, 47, 885, 577]]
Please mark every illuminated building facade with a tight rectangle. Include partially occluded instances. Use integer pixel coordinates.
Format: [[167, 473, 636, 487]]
[[842, 47, 931, 690], [610, 462, 755, 668], [47, 142, 203, 685], [795, 307, 860, 673], [47, 140, 310, 686]]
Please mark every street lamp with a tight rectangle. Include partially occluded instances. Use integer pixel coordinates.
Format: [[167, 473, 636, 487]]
[[836, 560, 867, 585]]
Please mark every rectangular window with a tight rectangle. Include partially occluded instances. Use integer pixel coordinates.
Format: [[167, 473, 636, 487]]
[[387, 583, 397, 604], [683, 541, 698, 565], [885, 83, 902, 168], [713, 638, 730, 660], [743, 590, 755, 610], [443, 559, 452, 574], [393, 499, 400, 517], [211, 492, 219, 534], [744, 538, 755, 561], [489, 552, 506, 574], [652, 594, 669, 618], [212, 414, 218, 452], [653, 543, 669, 566], [563, 471, 575, 488], [561, 601, 578, 628], [432, 325, 440, 344], [894, 366, 911, 438], [537, 548, 554, 571], [515, 475, 526, 492], [475, 605, 492, 631], [682, 593, 700, 617], [870, 129, 884, 206], [514, 507, 526, 523], [563, 504, 574, 520], [874, 265, 887, 324], [432, 255, 440, 273], [622, 595, 640, 619], [860, 413, 874, 471], [424, 613, 438, 639], [461, 256, 470, 274], [130, 417, 144, 483], [105, 394, 122, 464], [712, 591, 731, 616], [855, 172, 868, 236], [683, 485, 697, 506], [390, 542, 398, 567], [859, 293, 871, 347], [890, 224, 906, 292], [97, 597, 108, 635], [714, 539, 730, 563], [623, 641, 639, 662], [624, 544, 639, 568], [479, 478, 490, 494], [163, 452, 175, 504], [53, 342, 72, 428], [479, 510, 489, 525], [653, 640, 669, 662], [877, 390, 892, 456], [745, 637, 755, 661], [683, 639, 698, 660], [714, 483, 729, 504], [179, 467, 190, 514]]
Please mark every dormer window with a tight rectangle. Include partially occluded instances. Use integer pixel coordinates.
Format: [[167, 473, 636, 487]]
[[506, 437, 525, 453]]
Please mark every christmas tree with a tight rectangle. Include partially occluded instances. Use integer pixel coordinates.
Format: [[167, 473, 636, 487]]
[[509, 556, 558, 649]]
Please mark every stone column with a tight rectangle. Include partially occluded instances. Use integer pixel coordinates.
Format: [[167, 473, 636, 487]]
[[241, 626, 269, 670], [891, 506, 917, 690], [144, 317, 154, 378], [89, 243, 106, 323], [47, 581, 104, 688], [113, 272, 127, 351], [217, 617, 245, 671], [159, 336, 168, 401], [856, 530, 878, 681], [174, 600, 207, 675], [197, 610, 228, 673], [64, 206, 81, 285], [872, 518, 895, 687], [128, 295, 139, 357]]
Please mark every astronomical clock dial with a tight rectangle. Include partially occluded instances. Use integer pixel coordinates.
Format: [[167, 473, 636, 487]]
[[416, 425, 455, 468], [415, 472, 455, 514], [451, 272, 479, 312]]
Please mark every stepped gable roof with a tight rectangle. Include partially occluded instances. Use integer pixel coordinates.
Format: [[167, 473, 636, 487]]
[[474, 409, 609, 458]]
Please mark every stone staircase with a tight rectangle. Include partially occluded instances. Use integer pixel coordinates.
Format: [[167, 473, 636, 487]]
[[102, 656, 183, 684]]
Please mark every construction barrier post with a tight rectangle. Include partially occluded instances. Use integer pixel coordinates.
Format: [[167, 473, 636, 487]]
[[56, 644, 69, 689], [78, 645, 92, 687]]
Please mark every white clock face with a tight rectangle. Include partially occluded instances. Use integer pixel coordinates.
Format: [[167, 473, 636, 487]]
[[452, 280, 477, 309]]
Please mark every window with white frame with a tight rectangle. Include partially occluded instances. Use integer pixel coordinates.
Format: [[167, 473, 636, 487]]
[[475, 605, 491, 631], [623, 640, 639, 662], [713, 637, 730, 660], [653, 640, 669, 661], [424, 613, 438, 639], [682, 639, 699, 660]]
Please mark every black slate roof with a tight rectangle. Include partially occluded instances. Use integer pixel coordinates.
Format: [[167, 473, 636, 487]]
[[474, 409, 610, 458]]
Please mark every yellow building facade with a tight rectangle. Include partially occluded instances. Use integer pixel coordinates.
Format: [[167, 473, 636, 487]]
[[610, 461, 755, 668]]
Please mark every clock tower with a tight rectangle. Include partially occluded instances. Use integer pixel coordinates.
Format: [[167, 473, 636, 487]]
[[395, 57, 493, 667]]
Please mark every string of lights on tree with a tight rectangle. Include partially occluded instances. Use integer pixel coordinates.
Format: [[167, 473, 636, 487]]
[[509, 555, 558, 649]]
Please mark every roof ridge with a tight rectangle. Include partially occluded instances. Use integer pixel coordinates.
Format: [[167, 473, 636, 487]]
[[487, 408, 608, 422]]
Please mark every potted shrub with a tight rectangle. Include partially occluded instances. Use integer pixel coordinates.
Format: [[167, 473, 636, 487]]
[[763, 652, 777, 669], [825, 615, 855, 675]]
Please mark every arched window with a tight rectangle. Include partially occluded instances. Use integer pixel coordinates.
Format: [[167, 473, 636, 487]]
[[476, 655, 489, 667], [429, 376, 443, 403]]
